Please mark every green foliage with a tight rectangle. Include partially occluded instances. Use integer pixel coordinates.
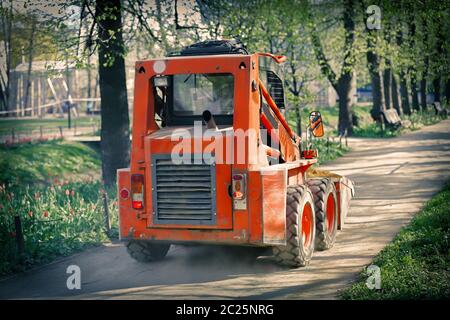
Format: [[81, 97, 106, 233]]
[[0, 8, 59, 69], [353, 123, 400, 138], [352, 109, 441, 138], [0, 139, 117, 276], [0, 181, 118, 276], [405, 110, 441, 131], [340, 182, 450, 299], [288, 104, 443, 139], [312, 137, 350, 165], [0, 140, 101, 185]]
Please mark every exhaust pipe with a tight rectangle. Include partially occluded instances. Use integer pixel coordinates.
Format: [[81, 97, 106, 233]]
[[202, 110, 218, 130]]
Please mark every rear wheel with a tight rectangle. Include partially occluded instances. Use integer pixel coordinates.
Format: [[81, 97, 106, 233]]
[[126, 240, 171, 262], [307, 178, 338, 250], [273, 185, 316, 267]]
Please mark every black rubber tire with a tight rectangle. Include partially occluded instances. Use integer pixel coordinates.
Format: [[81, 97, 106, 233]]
[[273, 185, 316, 267], [126, 240, 171, 262], [307, 178, 338, 251]]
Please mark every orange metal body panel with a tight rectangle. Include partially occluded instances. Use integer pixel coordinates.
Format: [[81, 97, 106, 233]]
[[118, 53, 318, 247], [144, 134, 234, 230], [261, 169, 287, 245]]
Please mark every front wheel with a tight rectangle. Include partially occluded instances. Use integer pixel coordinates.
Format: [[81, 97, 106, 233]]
[[273, 185, 316, 267], [126, 240, 171, 262]]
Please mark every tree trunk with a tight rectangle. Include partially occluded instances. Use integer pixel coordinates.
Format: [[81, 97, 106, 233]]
[[410, 75, 420, 111], [432, 19, 444, 104], [420, 19, 429, 111], [366, 21, 385, 121], [309, 0, 356, 135], [370, 69, 385, 120], [433, 77, 441, 103], [399, 71, 411, 115], [419, 78, 427, 110], [445, 78, 450, 104], [391, 74, 403, 115], [87, 54, 92, 98], [23, 20, 36, 116], [337, 74, 353, 136], [367, 50, 385, 121], [1, 0, 13, 112], [407, 20, 420, 112], [383, 67, 392, 109], [295, 104, 301, 137], [96, 0, 130, 187]]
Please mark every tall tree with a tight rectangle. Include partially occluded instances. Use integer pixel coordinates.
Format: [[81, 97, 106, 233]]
[[396, 29, 411, 115], [95, 0, 130, 186], [408, 20, 420, 111], [383, 61, 393, 110], [363, 1, 385, 121], [419, 18, 429, 111], [391, 74, 402, 115], [23, 18, 36, 115], [445, 79, 450, 105], [431, 22, 444, 103], [309, 0, 358, 135], [0, 0, 13, 112]]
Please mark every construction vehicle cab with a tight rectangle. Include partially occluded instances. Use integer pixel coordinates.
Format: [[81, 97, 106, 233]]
[[117, 40, 354, 267]]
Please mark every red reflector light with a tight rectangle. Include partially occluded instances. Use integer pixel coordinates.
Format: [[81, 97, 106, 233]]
[[120, 188, 129, 199], [131, 174, 144, 210]]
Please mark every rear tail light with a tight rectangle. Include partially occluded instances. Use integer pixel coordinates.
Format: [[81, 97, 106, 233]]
[[131, 174, 144, 210], [232, 174, 246, 200]]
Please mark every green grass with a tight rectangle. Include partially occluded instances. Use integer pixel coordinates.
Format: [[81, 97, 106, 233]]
[[407, 110, 442, 131], [352, 123, 401, 138], [0, 116, 100, 135], [310, 137, 350, 165], [0, 181, 118, 275], [0, 140, 117, 276], [0, 139, 101, 185], [290, 104, 444, 139], [340, 182, 450, 299]]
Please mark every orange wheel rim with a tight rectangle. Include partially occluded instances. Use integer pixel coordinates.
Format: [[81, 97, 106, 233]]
[[326, 193, 336, 235], [302, 203, 314, 248]]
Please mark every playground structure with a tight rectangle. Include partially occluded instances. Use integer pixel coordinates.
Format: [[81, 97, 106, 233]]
[[0, 60, 100, 118]]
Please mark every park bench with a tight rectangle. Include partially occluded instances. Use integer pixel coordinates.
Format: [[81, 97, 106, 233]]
[[432, 102, 448, 119], [381, 109, 410, 130]]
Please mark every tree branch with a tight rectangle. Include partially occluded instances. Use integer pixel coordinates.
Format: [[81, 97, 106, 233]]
[[309, 22, 338, 89]]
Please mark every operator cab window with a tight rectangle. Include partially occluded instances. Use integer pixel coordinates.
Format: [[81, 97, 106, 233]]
[[153, 73, 234, 127]]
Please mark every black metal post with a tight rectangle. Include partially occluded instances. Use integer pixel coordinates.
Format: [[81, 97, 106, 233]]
[[67, 103, 71, 129], [14, 216, 25, 263], [102, 192, 111, 234]]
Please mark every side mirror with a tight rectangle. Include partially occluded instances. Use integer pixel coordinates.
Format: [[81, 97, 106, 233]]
[[309, 111, 324, 137]]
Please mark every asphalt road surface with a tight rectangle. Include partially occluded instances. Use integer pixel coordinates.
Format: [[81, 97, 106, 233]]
[[1, 119, 450, 299]]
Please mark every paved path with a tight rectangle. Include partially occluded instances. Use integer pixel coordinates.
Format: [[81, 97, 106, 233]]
[[1, 119, 450, 300]]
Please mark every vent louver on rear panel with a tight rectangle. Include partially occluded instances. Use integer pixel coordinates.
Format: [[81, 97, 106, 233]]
[[152, 155, 216, 225]]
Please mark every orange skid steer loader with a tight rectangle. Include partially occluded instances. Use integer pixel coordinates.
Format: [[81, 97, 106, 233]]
[[117, 40, 354, 267]]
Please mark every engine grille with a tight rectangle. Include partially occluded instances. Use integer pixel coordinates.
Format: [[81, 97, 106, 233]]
[[152, 155, 216, 225]]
